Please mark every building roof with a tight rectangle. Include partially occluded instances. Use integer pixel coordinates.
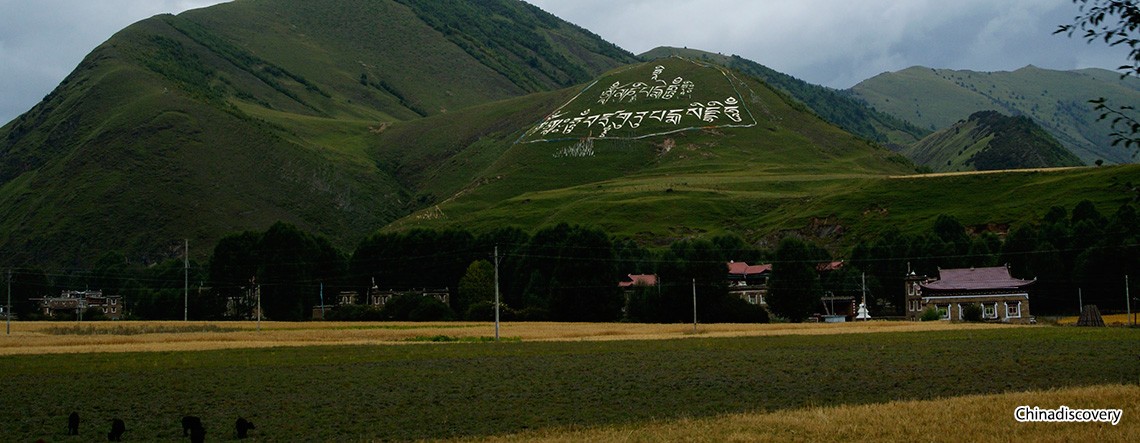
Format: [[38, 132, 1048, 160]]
[[727, 261, 771, 276], [920, 266, 1035, 291], [816, 260, 845, 272], [619, 274, 658, 288]]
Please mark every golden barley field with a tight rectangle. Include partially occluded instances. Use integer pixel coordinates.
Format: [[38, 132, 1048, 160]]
[[1, 320, 1135, 442], [464, 384, 1139, 443], [0, 319, 1022, 355], [1057, 313, 1137, 326]]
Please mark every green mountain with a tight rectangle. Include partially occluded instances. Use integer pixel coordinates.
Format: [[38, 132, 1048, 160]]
[[381, 60, 1140, 247], [904, 110, 1085, 172], [0, 0, 636, 266], [640, 47, 930, 148], [377, 58, 1139, 246], [849, 65, 1140, 164], [2, 0, 1139, 270]]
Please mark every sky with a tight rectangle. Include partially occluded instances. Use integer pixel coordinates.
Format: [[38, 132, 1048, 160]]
[[0, 0, 1131, 126]]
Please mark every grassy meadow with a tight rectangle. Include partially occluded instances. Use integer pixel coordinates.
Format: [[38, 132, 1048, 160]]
[[0, 322, 1136, 441], [474, 384, 1140, 442]]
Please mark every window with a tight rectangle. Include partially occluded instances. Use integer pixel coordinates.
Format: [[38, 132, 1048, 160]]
[[938, 305, 950, 320], [983, 303, 997, 319], [1007, 302, 1021, 318]]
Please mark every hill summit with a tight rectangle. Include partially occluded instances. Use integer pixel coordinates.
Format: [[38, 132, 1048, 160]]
[[849, 65, 1140, 164], [904, 110, 1084, 172], [0, 0, 636, 266], [517, 58, 757, 144]]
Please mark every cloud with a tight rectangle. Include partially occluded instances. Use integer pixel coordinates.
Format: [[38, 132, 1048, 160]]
[[528, 0, 1132, 88], [0, 0, 229, 125]]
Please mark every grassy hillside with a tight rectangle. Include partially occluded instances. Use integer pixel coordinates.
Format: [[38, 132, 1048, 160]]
[[850, 65, 1140, 164], [378, 58, 1139, 246], [641, 47, 930, 148], [905, 110, 1085, 172], [0, 0, 636, 267], [382, 58, 920, 241], [2, 0, 1137, 270]]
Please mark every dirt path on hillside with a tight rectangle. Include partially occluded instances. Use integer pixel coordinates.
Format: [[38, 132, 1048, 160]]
[[889, 166, 1085, 179]]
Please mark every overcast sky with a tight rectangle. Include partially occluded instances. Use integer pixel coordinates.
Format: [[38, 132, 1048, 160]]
[[0, 0, 1130, 126]]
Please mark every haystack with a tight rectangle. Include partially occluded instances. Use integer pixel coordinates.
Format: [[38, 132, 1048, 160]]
[[1076, 305, 1105, 327]]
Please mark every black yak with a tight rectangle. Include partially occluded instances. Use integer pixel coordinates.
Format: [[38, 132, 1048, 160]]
[[235, 417, 256, 439], [181, 416, 202, 437], [67, 411, 79, 435], [107, 418, 126, 441], [189, 422, 206, 443]]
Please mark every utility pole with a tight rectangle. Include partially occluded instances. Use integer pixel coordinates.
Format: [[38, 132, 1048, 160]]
[[319, 282, 325, 320], [692, 278, 697, 333], [184, 239, 189, 322], [256, 280, 262, 332], [861, 272, 867, 321], [1127, 275, 1132, 327], [494, 245, 501, 342], [1078, 288, 1083, 315], [6, 269, 11, 335]]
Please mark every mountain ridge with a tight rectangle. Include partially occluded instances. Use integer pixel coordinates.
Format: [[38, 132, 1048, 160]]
[[0, 0, 637, 267], [849, 64, 1140, 164], [0, 1, 1137, 270], [903, 110, 1085, 172]]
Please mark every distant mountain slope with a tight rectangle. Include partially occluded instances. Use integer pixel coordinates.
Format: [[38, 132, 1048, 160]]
[[905, 110, 1084, 172], [381, 59, 1139, 249], [0, 0, 636, 267], [383, 57, 916, 239], [640, 47, 930, 148], [849, 65, 1140, 164]]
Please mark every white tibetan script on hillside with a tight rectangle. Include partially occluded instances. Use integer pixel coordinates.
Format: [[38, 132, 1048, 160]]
[[597, 65, 695, 104], [520, 61, 756, 142]]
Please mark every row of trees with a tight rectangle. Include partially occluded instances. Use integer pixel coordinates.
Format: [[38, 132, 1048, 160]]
[[6, 201, 1137, 322], [849, 201, 1140, 316]]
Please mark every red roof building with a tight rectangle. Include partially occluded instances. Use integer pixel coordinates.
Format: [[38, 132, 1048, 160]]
[[30, 290, 124, 320], [906, 266, 1034, 323], [726, 261, 772, 306], [618, 274, 658, 288]]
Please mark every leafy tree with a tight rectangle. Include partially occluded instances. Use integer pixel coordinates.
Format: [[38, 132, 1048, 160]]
[[256, 222, 345, 321], [131, 259, 188, 320], [967, 232, 1002, 267], [666, 239, 740, 323], [1073, 203, 1140, 311], [920, 305, 944, 321], [8, 268, 49, 318], [961, 303, 984, 322], [349, 229, 475, 297], [1056, 0, 1140, 151], [476, 227, 530, 305], [380, 293, 455, 321], [850, 228, 911, 313], [325, 304, 383, 321], [517, 224, 622, 322], [932, 214, 970, 266], [209, 231, 262, 319], [456, 260, 495, 316], [767, 238, 829, 322]]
